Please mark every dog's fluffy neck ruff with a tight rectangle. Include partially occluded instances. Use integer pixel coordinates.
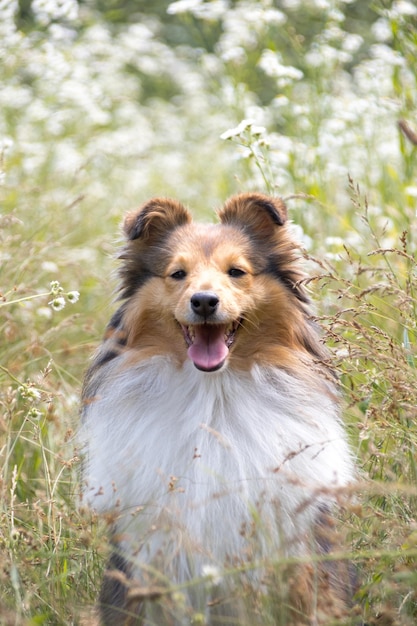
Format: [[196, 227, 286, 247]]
[[81, 355, 353, 580]]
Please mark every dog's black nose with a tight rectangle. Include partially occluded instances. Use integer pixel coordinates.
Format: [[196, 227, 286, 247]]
[[190, 291, 219, 318]]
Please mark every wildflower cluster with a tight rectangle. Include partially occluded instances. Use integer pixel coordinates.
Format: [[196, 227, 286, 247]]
[[48, 280, 79, 312], [0, 280, 80, 311], [220, 119, 273, 192], [18, 384, 43, 419], [31, 0, 79, 25], [0, 0, 415, 217]]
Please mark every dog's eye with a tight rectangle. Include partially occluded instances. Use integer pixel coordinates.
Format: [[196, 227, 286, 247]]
[[228, 268, 246, 278], [170, 270, 187, 280]]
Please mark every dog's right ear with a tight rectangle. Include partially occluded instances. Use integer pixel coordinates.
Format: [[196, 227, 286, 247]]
[[124, 198, 192, 242], [119, 199, 192, 300]]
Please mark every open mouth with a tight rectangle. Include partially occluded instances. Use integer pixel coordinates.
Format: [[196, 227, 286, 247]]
[[181, 320, 240, 372]]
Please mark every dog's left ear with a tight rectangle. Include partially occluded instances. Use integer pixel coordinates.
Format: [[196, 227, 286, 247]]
[[218, 193, 287, 238], [124, 198, 191, 243]]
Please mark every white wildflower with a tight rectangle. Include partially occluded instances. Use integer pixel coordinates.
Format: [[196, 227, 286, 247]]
[[371, 18, 392, 42], [220, 119, 251, 140], [258, 49, 303, 84], [272, 95, 290, 108], [220, 119, 265, 141], [66, 290, 80, 303], [0, 0, 18, 20], [167, 0, 227, 19], [311, 0, 330, 9], [263, 8, 286, 25], [167, 0, 201, 15], [0, 0, 18, 36], [342, 33, 363, 54], [202, 564, 223, 585], [0, 137, 14, 154], [288, 223, 312, 250], [41, 261, 59, 273], [328, 8, 345, 22], [49, 280, 63, 296], [37, 306, 53, 320], [335, 348, 349, 359], [49, 296, 66, 311], [32, 0, 79, 25], [391, 0, 417, 17], [405, 186, 417, 198], [251, 125, 266, 136], [324, 252, 342, 261], [325, 236, 344, 246], [370, 43, 405, 67]]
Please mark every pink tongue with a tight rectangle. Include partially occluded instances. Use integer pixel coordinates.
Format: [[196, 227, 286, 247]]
[[188, 325, 228, 371]]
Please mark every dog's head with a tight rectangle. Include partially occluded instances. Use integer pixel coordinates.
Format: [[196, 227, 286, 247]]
[[118, 193, 323, 372]]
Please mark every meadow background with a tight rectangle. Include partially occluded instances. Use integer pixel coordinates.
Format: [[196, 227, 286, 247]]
[[1, 0, 417, 623]]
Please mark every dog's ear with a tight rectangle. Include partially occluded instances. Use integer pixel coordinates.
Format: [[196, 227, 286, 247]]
[[124, 198, 192, 242], [218, 193, 287, 237], [119, 199, 192, 300]]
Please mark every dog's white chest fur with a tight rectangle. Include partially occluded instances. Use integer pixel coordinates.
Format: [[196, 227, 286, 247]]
[[81, 357, 353, 579]]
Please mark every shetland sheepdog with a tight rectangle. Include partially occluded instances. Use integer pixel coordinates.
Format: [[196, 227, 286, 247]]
[[80, 193, 355, 625]]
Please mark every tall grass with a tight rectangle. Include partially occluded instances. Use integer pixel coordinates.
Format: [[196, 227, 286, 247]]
[[1, 0, 417, 623]]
